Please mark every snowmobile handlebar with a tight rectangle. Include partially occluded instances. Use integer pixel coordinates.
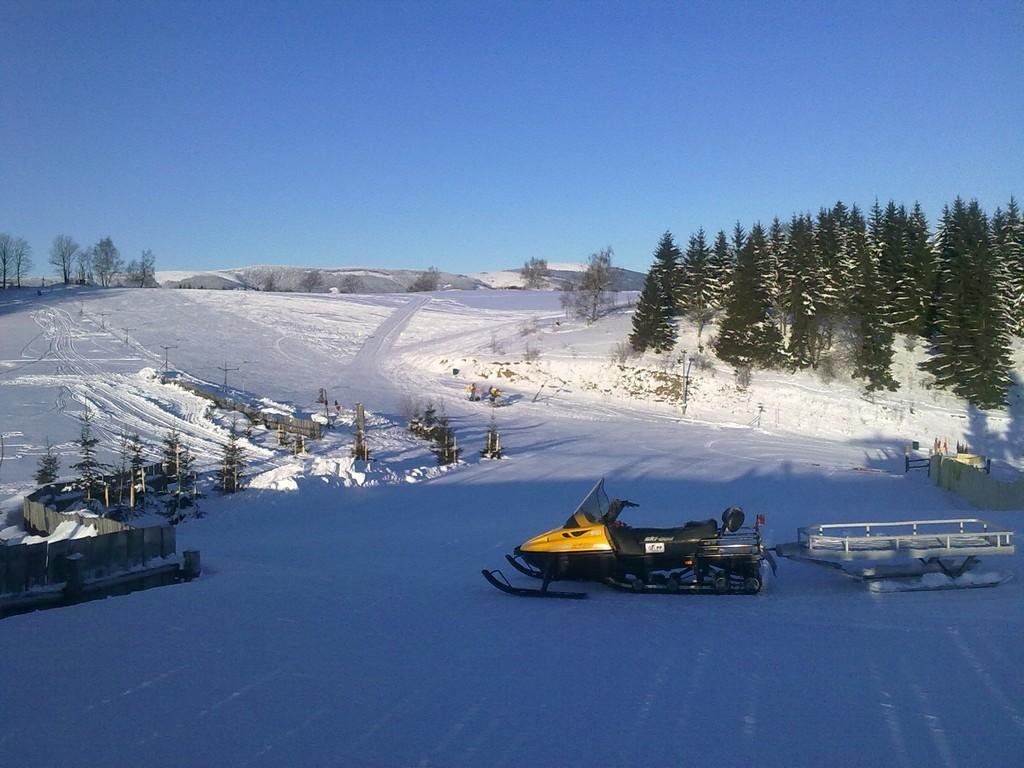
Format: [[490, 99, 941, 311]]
[[601, 499, 639, 525]]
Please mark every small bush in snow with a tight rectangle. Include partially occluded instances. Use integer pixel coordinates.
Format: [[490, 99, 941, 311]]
[[611, 341, 634, 365]]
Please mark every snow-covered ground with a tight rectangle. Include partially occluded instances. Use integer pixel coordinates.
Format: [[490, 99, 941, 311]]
[[1, 284, 1022, 767]]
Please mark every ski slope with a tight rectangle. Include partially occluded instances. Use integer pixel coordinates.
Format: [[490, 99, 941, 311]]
[[0, 284, 1022, 768]]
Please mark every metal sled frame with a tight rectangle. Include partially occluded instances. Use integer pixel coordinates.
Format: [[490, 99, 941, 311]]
[[776, 518, 1015, 586]]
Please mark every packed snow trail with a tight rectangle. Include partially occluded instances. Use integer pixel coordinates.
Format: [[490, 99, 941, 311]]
[[336, 294, 431, 410]]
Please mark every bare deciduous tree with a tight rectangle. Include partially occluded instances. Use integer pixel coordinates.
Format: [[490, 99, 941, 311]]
[[11, 237, 31, 288], [75, 246, 94, 284], [339, 274, 364, 293], [299, 269, 323, 292], [520, 257, 549, 289], [573, 247, 615, 324], [139, 249, 156, 287], [50, 234, 79, 284], [0, 233, 12, 289], [408, 266, 441, 292], [92, 237, 122, 287]]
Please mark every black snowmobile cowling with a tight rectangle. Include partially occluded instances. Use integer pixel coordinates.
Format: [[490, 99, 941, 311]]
[[482, 479, 773, 598]]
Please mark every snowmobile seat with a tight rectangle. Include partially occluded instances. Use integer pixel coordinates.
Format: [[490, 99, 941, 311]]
[[608, 519, 719, 557]]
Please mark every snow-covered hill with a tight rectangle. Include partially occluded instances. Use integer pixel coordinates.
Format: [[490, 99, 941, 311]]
[[0, 284, 1022, 767], [156, 262, 647, 293], [157, 265, 487, 292]]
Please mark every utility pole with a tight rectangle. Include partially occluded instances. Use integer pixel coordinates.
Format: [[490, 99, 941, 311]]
[[217, 360, 239, 390], [160, 344, 178, 373], [123, 327, 136, 345], [98, 311, 111, 330], [681, 353, 694, 416]]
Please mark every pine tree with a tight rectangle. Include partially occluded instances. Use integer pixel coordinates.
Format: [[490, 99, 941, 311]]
[[765, 217, 791, 339], [629, 234, 678, 353], [34, 439, 61, 485], [890, 202, 936, 337], [629, 270, 675, 352], [849, 206, 897, 391], [714, 223, 783, 370], [877, 200, 908, 307], [217, 422, 245, 493], [114, 430, 131, 507], [178, 442, 197, 505], [71, 409, 103, 501], [162, 427, 182, 479], [921, 199, 1013, 408], [649, 231, 682, 314], [993, 196, 1024, 335], [812, 205, 844, 352], [786, 214, 822, 368], [129, 433, 146, 510], [707, 230, 733, 309], [679, 229, 715, 346]]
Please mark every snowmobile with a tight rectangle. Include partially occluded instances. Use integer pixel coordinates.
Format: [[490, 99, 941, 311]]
[[482, 479, 774, 599]]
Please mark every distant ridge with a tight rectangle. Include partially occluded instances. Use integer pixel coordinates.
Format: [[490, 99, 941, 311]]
[[156, 264, 645, 293]]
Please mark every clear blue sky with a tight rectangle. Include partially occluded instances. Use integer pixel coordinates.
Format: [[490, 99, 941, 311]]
[[2, 0, 1021, 275]]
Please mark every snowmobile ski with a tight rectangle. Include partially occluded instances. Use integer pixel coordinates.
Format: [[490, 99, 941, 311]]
[[481, 569, 587, 599], [505, 553, 544, 578]]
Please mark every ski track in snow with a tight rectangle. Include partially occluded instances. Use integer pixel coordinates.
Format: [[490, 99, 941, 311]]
[[946, 626, 1024, 733], [20, 305, 276, 468], [867, 657, 913, 768], [909, 679, 957, 768]]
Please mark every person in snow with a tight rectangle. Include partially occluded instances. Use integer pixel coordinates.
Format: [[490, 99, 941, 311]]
[[488, 386, 502, 403]]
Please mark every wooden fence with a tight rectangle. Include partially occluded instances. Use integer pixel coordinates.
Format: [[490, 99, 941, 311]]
[[3, 464, 179, 599], [932, 454, 1024, 510], [163, 374, 323, 439], [0, 526, 176, 596], [22, 461, 169, 535]]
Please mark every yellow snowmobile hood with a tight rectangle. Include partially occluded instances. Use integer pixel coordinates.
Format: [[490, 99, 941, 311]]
[[519, 520, 614, 554]]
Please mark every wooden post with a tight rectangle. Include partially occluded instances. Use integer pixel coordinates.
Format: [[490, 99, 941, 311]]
[[183, 550, 201, 579], [64, 554, 84, 599]]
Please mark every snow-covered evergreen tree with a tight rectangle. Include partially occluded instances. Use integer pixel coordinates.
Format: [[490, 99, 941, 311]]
[[71, 409, 103, 501], [678, 229, 715, 345], [766, 217, 791, 340], [715, 223, 783, 370], [629, 247, 677, 353], [812, 205, 845, 353], [707, 229, 733, 309], [876, 200, 908, 307], [786, 214, 822, 368], [217, 422, 246, 493], [849, 205, 897, 391], [993, 196, 1023, 335], [921, 199, 1013, 408], [129, 433, 146, 510], [34, 440, 61, 485], [649, 231, 682, 315], [162, 427, 182, 479], [627, 234, 680, 352], [890, 202, 936, 337]]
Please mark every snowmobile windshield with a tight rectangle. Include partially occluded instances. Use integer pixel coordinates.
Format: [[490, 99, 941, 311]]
[[565, 479, 610, 528]]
